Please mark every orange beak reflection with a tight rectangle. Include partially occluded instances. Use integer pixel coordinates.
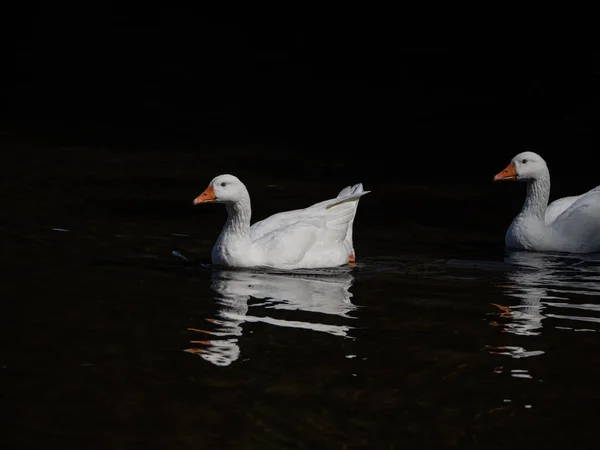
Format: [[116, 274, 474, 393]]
[[193, 185, 216, 205], [493, 162, 517, 181]]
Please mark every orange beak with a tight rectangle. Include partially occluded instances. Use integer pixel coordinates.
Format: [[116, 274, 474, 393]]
[[193, 185, 216, 205], [493, 162, 517, 181]]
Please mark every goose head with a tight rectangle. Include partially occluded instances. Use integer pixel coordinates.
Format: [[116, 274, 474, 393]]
[[493, 151, 549, 182], [193, 174, 249, 205]]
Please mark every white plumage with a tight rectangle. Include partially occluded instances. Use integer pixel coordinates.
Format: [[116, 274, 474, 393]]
[[193, 174, 369, 269], [494, 151, 600, 253]]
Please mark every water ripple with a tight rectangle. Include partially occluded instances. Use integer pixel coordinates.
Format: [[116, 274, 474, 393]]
[[483, 250, 600, 360]]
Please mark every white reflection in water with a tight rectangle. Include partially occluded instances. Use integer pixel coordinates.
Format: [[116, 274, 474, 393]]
[[489, 250, 600, 358], [185, 268, 356, 366]]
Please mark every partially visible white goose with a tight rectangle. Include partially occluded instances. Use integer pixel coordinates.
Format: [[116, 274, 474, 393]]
[[493, 151, 600, 253], [193, 174, 369, 269]]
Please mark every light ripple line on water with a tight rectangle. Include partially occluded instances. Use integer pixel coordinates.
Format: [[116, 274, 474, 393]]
[[223, 312, 353, 338]]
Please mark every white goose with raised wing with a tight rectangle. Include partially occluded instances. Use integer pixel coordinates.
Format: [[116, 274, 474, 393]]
[[193, 174, 369, 269]]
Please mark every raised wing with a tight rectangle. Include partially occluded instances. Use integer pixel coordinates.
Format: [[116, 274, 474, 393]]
[[250, 184, 369, 241], [551, 186, 600, 251], [545, 194, 581, 225], [251, 185, 369, 266]]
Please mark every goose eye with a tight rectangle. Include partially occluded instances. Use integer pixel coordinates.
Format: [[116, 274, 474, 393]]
[[521, 159, 528, 164], [220, 182, 227, 187]]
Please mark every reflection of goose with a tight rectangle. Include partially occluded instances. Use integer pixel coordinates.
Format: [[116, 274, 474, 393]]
[[186, 268, 356, 366], [490, 250, 600, 352], [492, 251, 554, 338]]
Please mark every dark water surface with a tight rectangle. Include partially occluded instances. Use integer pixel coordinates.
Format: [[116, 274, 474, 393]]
[[3, 136, 600, 449]]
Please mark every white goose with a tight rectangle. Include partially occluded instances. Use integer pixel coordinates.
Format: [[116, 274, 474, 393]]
[[494, 151, 600, 253], [193, 174, 369, 269]]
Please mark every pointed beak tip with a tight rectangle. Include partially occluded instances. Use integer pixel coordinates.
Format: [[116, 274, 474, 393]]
[[493, 162, 517, 182], [192, 185, 216, 205]]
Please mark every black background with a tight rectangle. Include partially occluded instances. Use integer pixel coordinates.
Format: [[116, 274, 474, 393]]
[[2, 11, 600, 450], [2, 8, 598, 186]]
